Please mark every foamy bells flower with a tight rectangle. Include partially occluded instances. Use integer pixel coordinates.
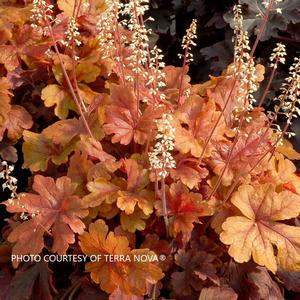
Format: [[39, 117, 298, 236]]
[[61, 17, 82, 47], [30, 0, 54, 27], [97, 0, 120, 59], [278, 57, 300, 125], [232, 5, 257, 118], [0, 161, 18, 205], [178, 19, 197, 63], [144, 46, 166, 104], [120, 0, 150, 17], [149, 114, 176, 178], [270, 43, 286, 68], [116, 0, 152, 83], [269, 57, 300, 142]]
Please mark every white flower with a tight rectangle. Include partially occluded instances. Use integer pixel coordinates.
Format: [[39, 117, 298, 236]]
[[149, 114, 176, 178]]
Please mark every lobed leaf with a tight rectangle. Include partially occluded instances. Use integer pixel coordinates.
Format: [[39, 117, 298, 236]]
[[79, 220, 164, 296], [3, 175, 89, 265], [220, 184, 300, 273], [41, 84, 78, 119]]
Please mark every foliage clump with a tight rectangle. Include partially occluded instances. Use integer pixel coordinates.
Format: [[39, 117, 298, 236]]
[[1, 0, 300, 299]]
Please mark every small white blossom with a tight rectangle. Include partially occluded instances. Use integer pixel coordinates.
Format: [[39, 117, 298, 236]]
[[61, 17, 82, 47], [0, 161, 18, 205], [178, 19, 197, 63], [149, 114, 176, 178], [270, 43, 286, 68]]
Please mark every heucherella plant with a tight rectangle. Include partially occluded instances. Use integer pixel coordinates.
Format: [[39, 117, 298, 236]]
[[1, 0, 300, 298]]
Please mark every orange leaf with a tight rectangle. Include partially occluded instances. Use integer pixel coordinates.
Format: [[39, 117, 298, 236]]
[[79, 220, 164, 295], [206, 76, 239, 124], [79, 135, 115, 162], [0, 77, 12, 127], [104, 84, 161, 145], [3, 175, 88, 263], [0, 105, 32, 142], [220, 184, 300, 273], [170, 158, 208, 189], [0, 45, 19, 72], [42, 118, 83, 145], [156, 182, 211, 237], [116, 159, 153, 219], [120, 209, 149, 232], [210, 130, 270, 186], [276, 139, 300, 160], [163, 65, 191, 102], [67, 150, 94, 196], [41, 84, 78, 119], [175, 98, 226, 157], [83, 178, 120, 208], [22, 130, 76, 172]]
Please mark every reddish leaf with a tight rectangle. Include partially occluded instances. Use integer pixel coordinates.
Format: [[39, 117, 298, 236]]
[[67, 151, 94, 196], [199, 286, 238, 300], [175, 98, 227, 157], [155, 182, 211, 237], [109, 288, 143, 300], [42, 118, 82, 146], [0, 77, 12, 127], [0, 45, 19, 72], [163, 65, 191, 102], [209, 129, 270, 186], [247, 267, 283, 300], [5, 262, 54, 300], [104, 84, 162, 145], [0, 105, 32, 142], [277, 268, 300, 293], [0, 144, 17, 163], [79, 135, 115, 162], [171, 249, 219, 296], [79, 220, 164, 296], [206, 76, 239, 124], [4, 175, 88, 262], [170, 158, 208, 189]]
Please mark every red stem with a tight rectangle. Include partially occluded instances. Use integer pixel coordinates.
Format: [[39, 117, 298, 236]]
[[161, 176, 169, 238], [258, 60, 278, 107], [44, 17, 94, 139]]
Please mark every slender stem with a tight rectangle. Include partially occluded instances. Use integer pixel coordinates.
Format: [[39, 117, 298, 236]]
[[132, 0, 141, 121], [154, 170, 159, 200], [198, 73, 238, 164], [114, 31, 126, 86], [250, 0, 274, 58], [207, 113, 245, 200], [161, 176, 169, 238], [151, 284, 157, 300], [113, 4, 126, 86], [44, 18, 94, 139], [206, 1, 275, 200], [71, 0, 87, 113], [258, 62, 277, 107], [223, 108, 294, 203]]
